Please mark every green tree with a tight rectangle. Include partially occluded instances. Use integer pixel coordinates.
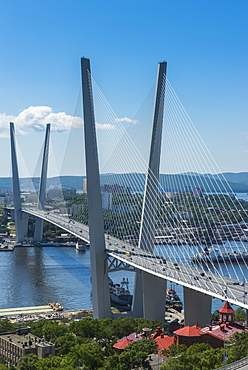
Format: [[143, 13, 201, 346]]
[[69, 317, 101, 339], [16, 354, 39, 370], [68, 342, 104, 369], [0, 365, 8, 370], [54, 333, 91, 356], [125, 338, 158, 354], [228, 331, 248, 362], [0, 319, 14, 333], [235, 307, 246, 322], [35, 355, 75, 370], [211, 310, 219, 322], [42, 321, 68, 341], [161, 343, 223, 370], [25, 319, 47, 338], [104, 350, 152, 370]]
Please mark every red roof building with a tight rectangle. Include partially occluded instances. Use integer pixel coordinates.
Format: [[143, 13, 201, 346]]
[[113, 338, 132, 354], [173, 324, 202, 346], [173, 302, 248, 348], [113, 328, 151, 354], [155, 334, 174, 352], [113, 302, 248, 355], [218, 301, 235, 323], [113, 327, 174, 354]]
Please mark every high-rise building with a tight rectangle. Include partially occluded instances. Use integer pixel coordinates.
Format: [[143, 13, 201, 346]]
[[101, 191, 112, 210], [83, 178, 87, 194]]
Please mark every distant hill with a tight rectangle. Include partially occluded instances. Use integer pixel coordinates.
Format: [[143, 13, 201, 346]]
[[216, 172, 248, 185], [1, 172, 248, 193]]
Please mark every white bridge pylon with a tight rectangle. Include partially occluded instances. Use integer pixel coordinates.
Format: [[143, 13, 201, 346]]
[[9, 58, 248, 326]]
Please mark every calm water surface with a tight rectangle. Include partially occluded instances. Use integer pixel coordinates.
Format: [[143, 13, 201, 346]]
[[0, 246, 135, 311]]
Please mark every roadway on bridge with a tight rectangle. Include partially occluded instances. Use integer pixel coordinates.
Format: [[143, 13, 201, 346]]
[[22, 207, 248, 310]]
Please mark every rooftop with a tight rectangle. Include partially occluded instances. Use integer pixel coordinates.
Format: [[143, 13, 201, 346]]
[[219, 301, 235, 314], [0, 327, 53, 349], [174, 324, 200, 337], [155, 335, 174, 351], [113, 338, 132, 349], [200, 322, 248, 341]]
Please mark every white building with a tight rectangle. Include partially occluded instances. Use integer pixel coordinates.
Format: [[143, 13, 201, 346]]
[[101, 192, 112, 210]]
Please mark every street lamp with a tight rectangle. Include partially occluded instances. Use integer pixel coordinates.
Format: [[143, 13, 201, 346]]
[[223, 341, 235, 370], [223, 328, 228, 370], [242, 279, 247, 304]]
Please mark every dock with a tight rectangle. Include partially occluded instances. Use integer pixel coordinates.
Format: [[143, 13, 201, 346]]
[[0, 243, 15, 251], [0, 305, 55, 317]]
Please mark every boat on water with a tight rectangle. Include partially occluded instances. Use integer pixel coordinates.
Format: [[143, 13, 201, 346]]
[[109, 278, 133, 311], [48, 302, 64, 311], [75, 242, 86, 252], [166, 287, 183, 312], [191, 246, 248, 264]]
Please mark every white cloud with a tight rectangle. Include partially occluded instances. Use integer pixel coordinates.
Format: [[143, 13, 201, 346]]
[[0, 106, 115, 138], [115, 117, 139, 125], [96, 122, 115, 130]]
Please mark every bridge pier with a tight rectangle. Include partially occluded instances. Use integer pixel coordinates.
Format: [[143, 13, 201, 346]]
[[184, 287, 212, 327], [33, 217, 44, 242], [143, 272, 166, 322], [132, 270, 144, 317]]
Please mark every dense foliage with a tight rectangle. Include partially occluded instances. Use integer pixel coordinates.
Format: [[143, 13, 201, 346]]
[[0, 317, 165, 369], [161, 343, 224, 370], [1, 313, 248, 369], [0, 214, 8, 234]]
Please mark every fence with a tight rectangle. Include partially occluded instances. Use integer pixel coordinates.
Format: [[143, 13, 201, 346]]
[[216, 356, 248, 370]]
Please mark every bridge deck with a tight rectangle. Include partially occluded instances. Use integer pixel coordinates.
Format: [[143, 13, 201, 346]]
[[21, 207, 248, 310]]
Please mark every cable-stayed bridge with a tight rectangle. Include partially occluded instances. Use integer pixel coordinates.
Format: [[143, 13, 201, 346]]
[[19, 206, 248, 310], [6, 58, 248, 326]]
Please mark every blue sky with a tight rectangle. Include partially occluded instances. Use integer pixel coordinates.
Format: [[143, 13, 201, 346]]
[[0, 0, 247, 177]]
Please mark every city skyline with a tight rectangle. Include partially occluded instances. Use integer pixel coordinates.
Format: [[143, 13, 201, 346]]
[[0, 1, 247, 177]]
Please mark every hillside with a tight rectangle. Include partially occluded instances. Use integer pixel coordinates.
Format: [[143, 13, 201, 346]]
[[1, 172, 248, 193]]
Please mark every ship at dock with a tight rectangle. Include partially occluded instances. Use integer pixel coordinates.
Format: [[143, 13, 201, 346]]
[[166, 287, 183, 312], [109, 278, 183, 313], [75, 242, 86, 252], [191, 246, 248, 264], [109, 278, 133, 311], [48, 302, 64, 311]]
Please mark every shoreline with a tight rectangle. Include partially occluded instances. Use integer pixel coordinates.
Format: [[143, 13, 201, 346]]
[[0, 307, 94, 323]]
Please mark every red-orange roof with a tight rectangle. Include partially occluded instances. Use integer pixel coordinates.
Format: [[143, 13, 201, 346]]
[[174, 324, 201, 337], [113, 338, 132, 349], [219, 301, 235, 314], [155, 335, 174, 351]]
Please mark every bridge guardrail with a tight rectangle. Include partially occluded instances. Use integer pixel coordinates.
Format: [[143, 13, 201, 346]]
[[216, 356, 248, 370]]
